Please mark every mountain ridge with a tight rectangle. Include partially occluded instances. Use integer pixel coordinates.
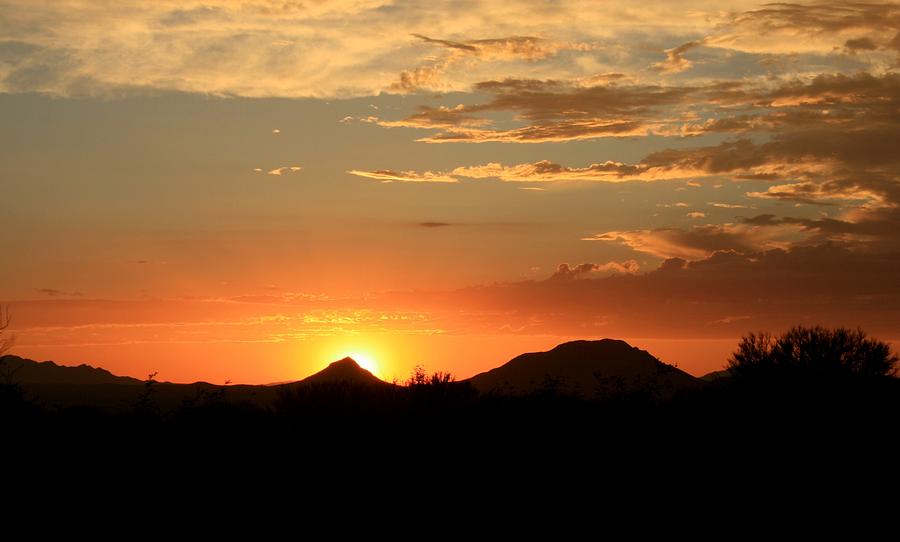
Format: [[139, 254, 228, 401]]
[[466, 339, 701, 397], [3, 339, 707, 394], [0, 354, 144, 385]]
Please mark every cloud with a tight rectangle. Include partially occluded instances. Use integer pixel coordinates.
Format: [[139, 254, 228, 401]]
[[550, 261, 640, 279], [654, 39, 705, 73], [347, 169, 458, 183], [348, 66, 900, 242], [419, 222, 453, 228], [266, 166, 303, 176], [845, 37, 879, 52], [379, 243, 900, 340], [706, 2, 900, 56], [2, 2, 896, 99], [416, 119, 661, 143], [390, 34, 592, 93], [582, 223, 797, 261], [740, 208, 900, 249], [427, 137, 809, 183], [410, 34, 478, 53], [372, 68, 900, 146], [158, 6, 225, 27], [411, 34, 588, 60], [37, 288, 83, 297], [389, 61, 456, 93], [406, 77, 695, 142], [363, 105, 490, 129], [686, 211, 706, 219], [746, 181, 886, 206], [451, 160, 652, 182]]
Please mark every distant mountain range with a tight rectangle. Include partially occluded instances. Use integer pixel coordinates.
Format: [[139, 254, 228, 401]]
[[1, 339, 716, 405], [0, 355, 143, 385]]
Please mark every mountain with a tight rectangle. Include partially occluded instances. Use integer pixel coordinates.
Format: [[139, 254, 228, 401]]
[[467, 339, 701, 397], [0, 355, 143, 385], [298, 357, 388, 386], [701, 369, 731, 381]]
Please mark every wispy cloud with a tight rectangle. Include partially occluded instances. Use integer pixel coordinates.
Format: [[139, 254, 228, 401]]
[[653, 39, 705, 73], [36, 288, 83, 298], [347, 169, 458, 183], [266, 166, 303, 176]]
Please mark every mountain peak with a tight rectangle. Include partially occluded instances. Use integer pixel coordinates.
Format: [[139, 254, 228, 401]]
[[331, 356, 361, 367], [299, 356, 387, 386]]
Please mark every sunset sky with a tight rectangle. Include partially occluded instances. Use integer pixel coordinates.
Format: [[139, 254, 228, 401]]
[[2, 1, 899, 383]]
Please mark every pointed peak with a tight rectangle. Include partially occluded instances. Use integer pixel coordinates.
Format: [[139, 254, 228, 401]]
[[331, 356, 361, 368], [298, 356, 387, 386]]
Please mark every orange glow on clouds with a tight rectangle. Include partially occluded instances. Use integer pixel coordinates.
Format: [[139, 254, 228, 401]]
[[4, 2, 899, 386]]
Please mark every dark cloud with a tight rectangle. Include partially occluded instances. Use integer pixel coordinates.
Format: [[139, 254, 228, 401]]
[[845, 37, 879, 51], [654, 39, 705, 73], [550, 261, 640, 279], [377, 70, 900, 147], [37, 288, 83, 297], [411, 34, 587, 60], [382, 244, 900, 339], [471, 78, 695, 121], [727, 2, 900, 50], [419, 222, 453, 228], [159, 7, 225, 27], [411, 34, 478, 52]]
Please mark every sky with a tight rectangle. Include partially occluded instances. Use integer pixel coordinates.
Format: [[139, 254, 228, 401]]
[[2, 1, 899, 383]]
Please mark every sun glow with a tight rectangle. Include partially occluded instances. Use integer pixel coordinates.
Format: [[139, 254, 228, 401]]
[[341, 351, 380, 377]]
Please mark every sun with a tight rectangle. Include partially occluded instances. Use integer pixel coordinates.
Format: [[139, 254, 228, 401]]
[[341, 351, 380, 377]]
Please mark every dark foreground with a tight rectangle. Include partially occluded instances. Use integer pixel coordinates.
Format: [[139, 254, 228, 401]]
[[5, 380, 899, 521], [5, 375, 898, 468]]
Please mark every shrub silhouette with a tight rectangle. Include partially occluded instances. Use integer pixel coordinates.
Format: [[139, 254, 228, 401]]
[[727, 325, 898, 382]]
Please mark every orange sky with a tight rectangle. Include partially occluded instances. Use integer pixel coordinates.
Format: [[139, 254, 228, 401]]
[[2, 1, 899, 383]]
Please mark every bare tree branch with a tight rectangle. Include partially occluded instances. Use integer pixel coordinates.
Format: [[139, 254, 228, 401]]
[[0, 305, 13, 356]]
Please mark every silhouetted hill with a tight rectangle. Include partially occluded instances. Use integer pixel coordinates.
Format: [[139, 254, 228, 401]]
[[467, 339, 701, 398], [701, 369, 731, 381], [298, 357, 389, 386], [0, 355, 143, 385]]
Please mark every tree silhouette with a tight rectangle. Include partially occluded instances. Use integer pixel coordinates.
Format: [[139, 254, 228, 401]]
[[0, 305, 26, 410], [727, 325, 898, 382], [0, 305, 11, 357], [0, 306, 16, 386]]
